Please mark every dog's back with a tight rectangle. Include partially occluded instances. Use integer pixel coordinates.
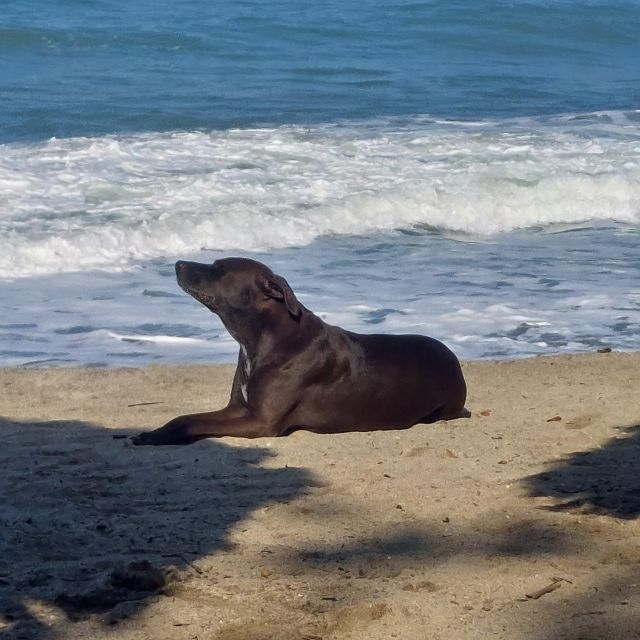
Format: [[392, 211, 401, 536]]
[[282, 325, 466, 434]]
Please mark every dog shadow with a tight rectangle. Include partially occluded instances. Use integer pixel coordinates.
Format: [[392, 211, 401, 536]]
[[524, 424, 640, 519], [0, 417, 314, 639]]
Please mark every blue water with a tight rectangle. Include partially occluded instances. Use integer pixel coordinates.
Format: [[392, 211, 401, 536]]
[[2, 1, 639, 142], [1, 0, 639, 366]]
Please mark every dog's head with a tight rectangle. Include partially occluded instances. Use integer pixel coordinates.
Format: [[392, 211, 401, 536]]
[[175, 258, 302, 322]]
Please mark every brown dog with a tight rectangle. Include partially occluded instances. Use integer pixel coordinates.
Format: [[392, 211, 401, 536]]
[[132, 258, 467, 445]]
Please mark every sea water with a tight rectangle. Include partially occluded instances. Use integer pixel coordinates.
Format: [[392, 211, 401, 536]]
[[1, 1, 639, 366]]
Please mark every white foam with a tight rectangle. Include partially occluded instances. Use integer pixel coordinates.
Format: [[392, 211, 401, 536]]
[[105, 331, 208, 346], [1, 113, 639, 279]]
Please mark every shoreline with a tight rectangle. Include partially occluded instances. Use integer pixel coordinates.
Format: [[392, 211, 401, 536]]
[[2, 351, 640, 639], [1, 350, 637, 425]]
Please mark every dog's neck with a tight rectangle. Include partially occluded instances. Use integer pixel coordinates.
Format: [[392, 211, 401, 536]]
[[220, 305, 318, 364], [222, 320, 259, 360]]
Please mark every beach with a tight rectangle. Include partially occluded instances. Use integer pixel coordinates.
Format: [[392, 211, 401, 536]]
[[2, 351, 639, 639], [2, 2, 640, 638]]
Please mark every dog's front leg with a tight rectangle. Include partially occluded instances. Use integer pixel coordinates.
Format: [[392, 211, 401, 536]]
[[131, 406, 274, 445]]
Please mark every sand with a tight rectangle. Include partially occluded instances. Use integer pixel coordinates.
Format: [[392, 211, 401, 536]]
[[1, 352, 639, 640]]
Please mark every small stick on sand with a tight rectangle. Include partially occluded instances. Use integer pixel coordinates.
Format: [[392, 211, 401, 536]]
[[525, 578, 563, 600]]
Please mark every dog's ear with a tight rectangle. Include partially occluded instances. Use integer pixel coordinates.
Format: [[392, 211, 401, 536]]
[[260, 275, 302, 319]]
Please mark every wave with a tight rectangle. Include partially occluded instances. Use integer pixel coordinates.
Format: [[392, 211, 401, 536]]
[[104, 331, 208, 346], [1, 112, 639, 279]]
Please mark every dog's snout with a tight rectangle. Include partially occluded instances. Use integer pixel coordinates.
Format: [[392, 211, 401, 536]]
[[175, 260, 198, 289], [175, 260, 196, 285], [175, 260, 211, 296]]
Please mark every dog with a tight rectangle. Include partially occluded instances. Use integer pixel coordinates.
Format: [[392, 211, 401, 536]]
[[132, 257, 467, 445]]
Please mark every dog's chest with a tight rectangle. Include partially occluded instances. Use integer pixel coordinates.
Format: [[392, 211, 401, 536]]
[[240, 345, 251, 403]]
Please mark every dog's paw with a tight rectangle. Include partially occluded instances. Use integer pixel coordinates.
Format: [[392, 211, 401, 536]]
[[131, 427, 195, 446], [130, 431, 157, 446]]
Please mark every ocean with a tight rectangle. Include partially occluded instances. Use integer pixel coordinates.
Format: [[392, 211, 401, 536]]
[[1, 0, 639, 367]]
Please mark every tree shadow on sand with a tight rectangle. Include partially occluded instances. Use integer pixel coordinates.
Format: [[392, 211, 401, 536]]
[[527, 569, 640, 640], [521, 424, 640, 638], [524, 424, 640, 519], [0, 417, 315, 639], [270, 517, 577, 586]]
